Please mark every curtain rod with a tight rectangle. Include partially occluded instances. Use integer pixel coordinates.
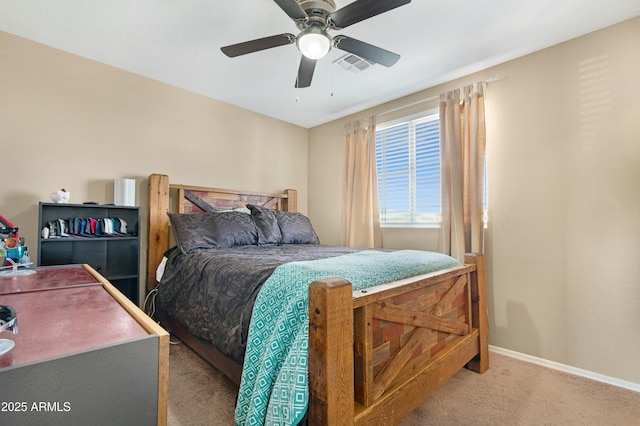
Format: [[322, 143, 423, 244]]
[[352, 75, 504, 121]]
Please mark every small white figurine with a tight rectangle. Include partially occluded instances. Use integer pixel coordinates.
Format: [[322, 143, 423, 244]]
[[50, 189, 71, 204]]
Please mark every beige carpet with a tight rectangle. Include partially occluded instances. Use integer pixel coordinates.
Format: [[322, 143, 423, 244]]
[[167, 342, 640, 425]]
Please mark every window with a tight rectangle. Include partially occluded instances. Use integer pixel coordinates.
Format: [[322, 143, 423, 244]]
[[375, 111, 441, 227]]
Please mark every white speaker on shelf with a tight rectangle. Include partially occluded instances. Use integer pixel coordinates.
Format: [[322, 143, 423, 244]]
[[114, 178, 135, 206]]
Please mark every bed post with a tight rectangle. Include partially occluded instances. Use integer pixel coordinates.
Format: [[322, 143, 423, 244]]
[[284, 189, 297, 212], [464, 253, 489, 373], [308, 278, 355, 426], [147, 174, 170, 292]]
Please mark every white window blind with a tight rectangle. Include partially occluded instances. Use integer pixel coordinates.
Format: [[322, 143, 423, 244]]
[[375, 113, 441, 226]]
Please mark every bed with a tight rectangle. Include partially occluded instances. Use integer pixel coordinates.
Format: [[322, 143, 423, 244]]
[[146, 173, 488, 425]]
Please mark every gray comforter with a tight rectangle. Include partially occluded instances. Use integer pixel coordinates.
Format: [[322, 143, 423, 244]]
[[156, 244, 362, 363]]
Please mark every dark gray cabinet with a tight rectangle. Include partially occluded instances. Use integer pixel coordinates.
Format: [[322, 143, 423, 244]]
[[37, 203, 140, 304]]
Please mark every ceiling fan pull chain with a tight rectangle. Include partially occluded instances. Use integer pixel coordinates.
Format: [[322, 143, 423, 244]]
[[330, 48, 335, 97]]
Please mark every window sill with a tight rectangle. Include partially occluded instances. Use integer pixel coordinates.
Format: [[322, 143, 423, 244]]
[[380, 224, 441, 229]]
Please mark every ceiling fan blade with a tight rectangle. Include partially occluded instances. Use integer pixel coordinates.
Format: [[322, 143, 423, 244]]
[[330, 0, 411, 29], [295, 56, 317, 88], [221, 33, 295, 57], [334, 36, 400, 67], [274, 0, 308, 20]]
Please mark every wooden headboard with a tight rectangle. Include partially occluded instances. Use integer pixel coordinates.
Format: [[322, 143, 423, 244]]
[[146, 174, 298, 291]]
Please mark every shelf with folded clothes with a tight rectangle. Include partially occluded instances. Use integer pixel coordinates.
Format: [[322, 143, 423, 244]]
[[40, 216, 137, 240], [37, 202, 140, 305]]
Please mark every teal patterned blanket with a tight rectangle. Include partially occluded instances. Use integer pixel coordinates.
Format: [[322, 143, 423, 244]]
[[234, 250, 460, 426]]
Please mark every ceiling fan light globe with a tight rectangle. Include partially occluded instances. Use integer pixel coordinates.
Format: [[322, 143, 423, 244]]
[[297, 32, 331, 60]]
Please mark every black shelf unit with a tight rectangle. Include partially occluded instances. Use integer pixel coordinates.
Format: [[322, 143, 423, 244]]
[[37, 202, 140, 304]]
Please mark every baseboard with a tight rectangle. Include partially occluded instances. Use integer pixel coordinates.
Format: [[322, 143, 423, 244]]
[[489, 345, 640, 393]]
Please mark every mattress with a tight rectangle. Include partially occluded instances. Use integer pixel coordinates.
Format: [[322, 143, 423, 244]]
[[156, 244, 362, 363]]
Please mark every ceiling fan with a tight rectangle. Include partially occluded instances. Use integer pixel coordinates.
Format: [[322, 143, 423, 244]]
[[220, 0, 411, 88]]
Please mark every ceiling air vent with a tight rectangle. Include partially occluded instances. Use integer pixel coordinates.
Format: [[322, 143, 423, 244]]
[[334, 53, 375, 73]]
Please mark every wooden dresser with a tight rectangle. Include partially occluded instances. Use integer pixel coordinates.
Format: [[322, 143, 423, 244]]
[[0, 265, 168, 426]]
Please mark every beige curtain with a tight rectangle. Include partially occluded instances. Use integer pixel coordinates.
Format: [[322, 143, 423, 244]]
[[342, 116, 382, 248], [439, 83, 486, 261]]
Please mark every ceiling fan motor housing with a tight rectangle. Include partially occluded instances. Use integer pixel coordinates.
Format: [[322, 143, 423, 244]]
[[298, 0, 336, 15], [296, 0, 336, 30]]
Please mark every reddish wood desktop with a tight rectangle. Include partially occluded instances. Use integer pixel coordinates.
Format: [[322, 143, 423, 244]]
[[0, 266, 102, 295], [0, 264, 168, 426]]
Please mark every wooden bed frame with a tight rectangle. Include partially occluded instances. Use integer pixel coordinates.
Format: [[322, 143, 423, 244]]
[[146, 173, 488, 425]]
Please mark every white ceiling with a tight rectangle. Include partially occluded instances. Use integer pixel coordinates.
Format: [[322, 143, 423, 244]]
[[1, 1, 639, 128]]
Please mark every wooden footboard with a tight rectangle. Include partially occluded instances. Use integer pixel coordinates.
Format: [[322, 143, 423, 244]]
[[308, 254, 488, 425]]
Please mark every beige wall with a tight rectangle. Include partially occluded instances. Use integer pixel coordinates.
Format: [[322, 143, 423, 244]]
[[309, 17, 640, 385], [3, 15, 639, 387], [0, 31, 309, 301]]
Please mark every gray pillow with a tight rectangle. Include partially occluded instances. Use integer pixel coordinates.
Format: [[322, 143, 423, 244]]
[[246, 204, 282, 245], [273, 210, 320, 245], [168, 211, 258, 253]]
